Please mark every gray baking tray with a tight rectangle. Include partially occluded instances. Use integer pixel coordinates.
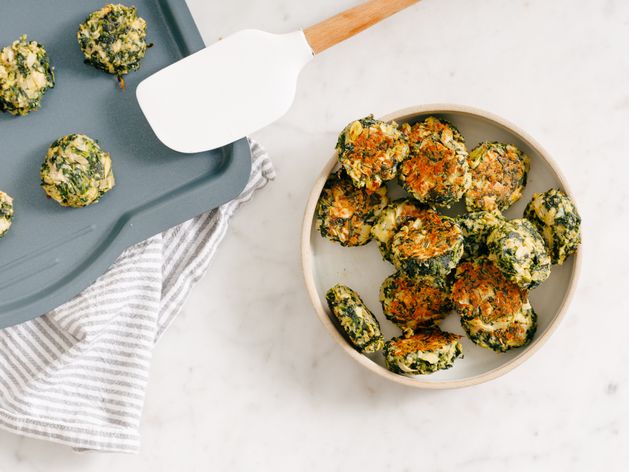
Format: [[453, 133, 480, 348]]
[[0, 0, 252, 328]]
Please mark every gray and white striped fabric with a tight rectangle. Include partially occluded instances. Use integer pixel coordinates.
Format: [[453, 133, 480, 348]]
[[0, 140, 274, 453]]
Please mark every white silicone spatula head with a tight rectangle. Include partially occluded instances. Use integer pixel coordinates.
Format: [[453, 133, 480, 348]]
[[137, 30, 312, 153], [137, 0, 420, 153]]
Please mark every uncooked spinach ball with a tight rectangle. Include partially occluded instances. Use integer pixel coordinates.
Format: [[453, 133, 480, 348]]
[[41, 134, 115, 208], [0, 35, 55, 116], [78, 4, 149, 87], [0, 191, 14, 238]]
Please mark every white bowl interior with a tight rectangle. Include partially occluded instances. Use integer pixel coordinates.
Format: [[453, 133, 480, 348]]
[[304, 107, 579, 387]]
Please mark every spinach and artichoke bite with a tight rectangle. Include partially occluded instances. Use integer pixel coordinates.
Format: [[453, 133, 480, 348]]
[[452, 257, 537, 352], [325, 284, 385, 354], [487, 218, 551, 290], [0, 191, 14, 238], [465, 142, 530, 212], [456, 210, 505, 259], [371, 198, 427, 262], [336, 115, 409, 193], [316, 171, 388, 246], [380, 272, 452, 330], [384, 327, 463, 375], [41, 134, 115, 208], [77, 4, 149, 88], [399, 117, 470, 208], [0, 35, 55, 116], [390, 210, 464, 284], [524, 188, 581, 265]]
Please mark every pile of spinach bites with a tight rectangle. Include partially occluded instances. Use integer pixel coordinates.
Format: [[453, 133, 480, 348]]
[[0, 4, 151, 239], [316, 114, 581, 377]]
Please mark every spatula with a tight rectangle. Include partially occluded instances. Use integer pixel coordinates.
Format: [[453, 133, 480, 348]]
[[136, 0, 420, 153]]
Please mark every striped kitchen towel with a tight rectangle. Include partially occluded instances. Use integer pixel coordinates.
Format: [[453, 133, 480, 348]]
[[0, 140, 274, 453]]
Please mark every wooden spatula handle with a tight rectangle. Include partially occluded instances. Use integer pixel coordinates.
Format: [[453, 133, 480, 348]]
[[304, 0, 420, 54]]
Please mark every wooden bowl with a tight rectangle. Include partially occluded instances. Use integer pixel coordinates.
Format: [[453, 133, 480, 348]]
[[301, 104, 582, 389]]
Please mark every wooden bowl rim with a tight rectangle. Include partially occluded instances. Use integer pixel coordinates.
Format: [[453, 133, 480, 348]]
[[300, 104, 582, 389]]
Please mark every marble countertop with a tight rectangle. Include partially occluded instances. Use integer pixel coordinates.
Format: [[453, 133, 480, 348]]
[[1, 0, 628, 470]]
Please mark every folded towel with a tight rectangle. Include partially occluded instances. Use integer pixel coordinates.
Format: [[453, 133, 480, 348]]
[[0, 140, 274, 453]]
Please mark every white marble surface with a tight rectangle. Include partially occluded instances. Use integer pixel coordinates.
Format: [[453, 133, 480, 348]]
[[1, 0, 628, 470]]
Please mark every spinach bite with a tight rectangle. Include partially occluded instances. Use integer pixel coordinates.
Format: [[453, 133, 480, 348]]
[[384, 327, 463, 375], [487, 218, 551, 289], [41, 134, 115, 208], [78, 4, 149, 87], [336, 115, 409, 193], [380, 271, 451, 330], [452, 257, 537, 352], [524, 188, 581, 265], [390, 210, 464, 282], [456, 209, 505, 259], [371, 198, 427, 262], [325, 284, 385, 353], [0, 35, 55, 116], [399, 117, 470, 208], [403, 116, 467, 150], [316, 172, 388, 246], [465, 142, 530, 212], [0, 191, 14, 238]]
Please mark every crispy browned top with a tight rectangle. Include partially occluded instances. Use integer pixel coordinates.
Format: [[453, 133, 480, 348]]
[[452, 258, 527, 322], [318, 175, 386, 246], [383, 274, 450, 327], [400, 139, 463, 197], [352, 126, 397, 162], [467, 143, 527, 211], [327, 180, 360, 220], [397, 202, 428, 221], [393, 211, 461, 259], [389, 329, 460, 356], [346, 125, 401, 192], [402, 117, 462, 145]]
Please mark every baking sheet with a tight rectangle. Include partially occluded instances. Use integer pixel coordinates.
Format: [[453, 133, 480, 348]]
[[0, 0, 252, 328]]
